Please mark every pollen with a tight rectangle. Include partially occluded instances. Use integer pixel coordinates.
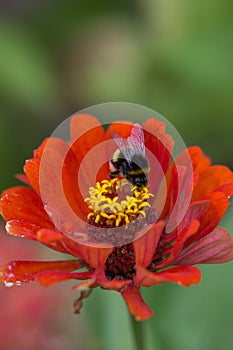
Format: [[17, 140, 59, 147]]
[[84, 178, 155, 245]]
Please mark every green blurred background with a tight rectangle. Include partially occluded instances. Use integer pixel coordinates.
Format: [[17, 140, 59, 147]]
[[0, 1, 233, 349]]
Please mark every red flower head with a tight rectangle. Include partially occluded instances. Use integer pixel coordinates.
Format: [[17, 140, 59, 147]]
[[1, 114, 233, 321]]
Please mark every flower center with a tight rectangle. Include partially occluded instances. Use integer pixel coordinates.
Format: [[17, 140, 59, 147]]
[[84, 178, 155, 246], [105, 244, 135, 279]]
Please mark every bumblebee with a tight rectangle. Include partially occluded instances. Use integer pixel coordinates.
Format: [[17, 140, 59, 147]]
[[109, 123, 150, 188]]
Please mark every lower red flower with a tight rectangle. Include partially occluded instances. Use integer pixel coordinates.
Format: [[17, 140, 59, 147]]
[[1, 114, 233, 321]]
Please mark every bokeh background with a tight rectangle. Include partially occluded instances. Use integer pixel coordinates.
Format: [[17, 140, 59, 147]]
[[0, 1, 233, 349]]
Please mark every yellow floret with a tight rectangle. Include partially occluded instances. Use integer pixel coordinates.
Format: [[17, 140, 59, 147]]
[[85, 179, 152, 228]]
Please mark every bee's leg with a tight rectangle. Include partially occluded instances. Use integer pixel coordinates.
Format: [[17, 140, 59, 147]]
[[122, 163, 128, 176], [109, 170, 120, 179]]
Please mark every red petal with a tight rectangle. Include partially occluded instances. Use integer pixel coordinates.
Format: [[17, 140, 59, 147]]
[[99, 278, 132, 291], [5, 220, 68, 254], [142, 118, 173, 176], [155, 220, 200, 269], [38, 137, 87, 227], [73, 267, 132, 292], [72, 267, 130, 292], [24, 138, 49, 194], [15, 174, 31, 186], [142, 119, 173, 196], [0, 260, 83, 284], [159, 163, 176, 219], [61, 237, 88, 259], [70, 114, 109, 182], [96, 269, 132, 291], [165, 164, 194, 233], [36, 270, 92, 286], [179, 200, 210, 231], [62, 146, 89, 218], [121, 285, 153, 321], [135, 265, 201, 287], [63, 242, 112, 269], [163, 148, 209, 221], [0, 187, 53, 229], [105, 121, 133, 139], [37, 228, 64, 242], [160, 163, 191, 223], [190, 191, 230, 243], [70, 113, 105, 148], [74, 266, 132, 292], [215, 183, 233, 197], [6, 219, 43, 240], [174, 227, 233, 265], [192, 165, 233, 201], [134, 221, 164, 268], [187, 146, 211, 174]]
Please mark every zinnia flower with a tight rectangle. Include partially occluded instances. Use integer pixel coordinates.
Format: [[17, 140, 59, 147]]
[[1, 114, 233, 321]]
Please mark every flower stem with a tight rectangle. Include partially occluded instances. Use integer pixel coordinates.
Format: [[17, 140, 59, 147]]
[[129, 314, 145, 350]]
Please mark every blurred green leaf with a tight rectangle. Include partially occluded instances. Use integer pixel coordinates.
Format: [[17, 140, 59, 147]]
[[0, 18, 58, 110]]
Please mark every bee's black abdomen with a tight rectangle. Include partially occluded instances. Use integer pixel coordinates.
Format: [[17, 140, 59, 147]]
[[110, 150, 149, 188]]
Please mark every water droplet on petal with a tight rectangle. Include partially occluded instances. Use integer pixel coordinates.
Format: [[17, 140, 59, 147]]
[[4, 281, 14, 288]]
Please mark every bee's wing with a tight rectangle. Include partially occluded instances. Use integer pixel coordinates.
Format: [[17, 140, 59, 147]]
[[111, 131, 133, 164], [111, 123, 145, 163], [127, 123, 145, 156]]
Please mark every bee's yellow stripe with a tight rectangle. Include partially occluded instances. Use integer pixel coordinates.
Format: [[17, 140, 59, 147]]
[[128, 168, 150, 176], [112, 149, 121, 163]]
